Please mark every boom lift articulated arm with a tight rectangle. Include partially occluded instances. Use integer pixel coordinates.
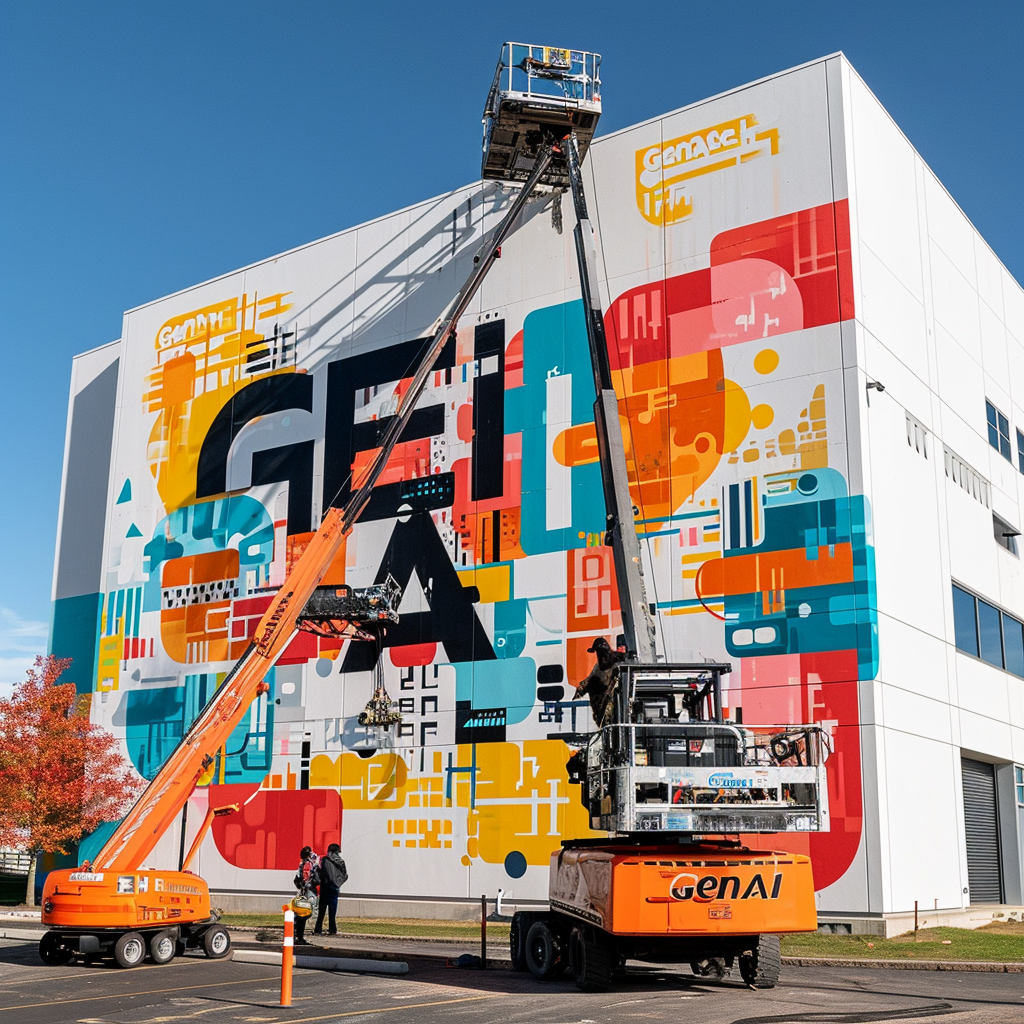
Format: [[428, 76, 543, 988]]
[[562, 136, 657, 665], [90, 145, 558, 874]]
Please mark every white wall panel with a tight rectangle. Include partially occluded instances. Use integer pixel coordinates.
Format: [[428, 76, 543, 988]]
[[875, 614, 950, 706], [923, 172, 978, 288], [880, 730, 964, 912], [847, 74, 923, 300], [930, 243, 982, 355]]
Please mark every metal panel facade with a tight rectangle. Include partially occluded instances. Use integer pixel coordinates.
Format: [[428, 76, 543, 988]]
[[51, 55, 1024, 917]]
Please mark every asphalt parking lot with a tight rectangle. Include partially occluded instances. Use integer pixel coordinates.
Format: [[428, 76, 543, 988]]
[[0, 935, 1022, 1024]]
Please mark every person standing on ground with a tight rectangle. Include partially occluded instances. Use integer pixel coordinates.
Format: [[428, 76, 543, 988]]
[[313, 842, 348, 936], [292, 845, 319, 945]]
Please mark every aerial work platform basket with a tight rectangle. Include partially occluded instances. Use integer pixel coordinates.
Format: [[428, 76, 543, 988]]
[[481, 42, 601, 186], [560, 663, 831, 836]]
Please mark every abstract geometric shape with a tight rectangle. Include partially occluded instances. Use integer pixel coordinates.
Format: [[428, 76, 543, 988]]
[[211, 785, 342, 870], [504, 850, 527, 878]]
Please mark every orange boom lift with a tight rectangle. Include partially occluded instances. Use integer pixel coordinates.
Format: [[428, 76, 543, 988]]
[[39, 113, 562, 967], [42, 45, 827, 983]]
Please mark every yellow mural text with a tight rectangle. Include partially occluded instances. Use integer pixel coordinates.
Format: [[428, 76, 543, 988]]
[[635, 115, 780, 226]]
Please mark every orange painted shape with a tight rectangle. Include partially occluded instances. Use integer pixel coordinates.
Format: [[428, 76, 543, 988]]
[[351, 437, 432, 489], [567, 547, 622, 634], [160, 352, 196, 408], [697, 543, 853, 600], [554, 422, 600, 467]]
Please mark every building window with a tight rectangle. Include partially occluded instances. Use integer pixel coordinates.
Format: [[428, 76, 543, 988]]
[[1006, 617, 1024, 678], [952, 583, 1024, 679], [1018, 428, 1024, 474], [994, 513, 1020, 557], [978, 600, 1003, 668], [986, 400, 1011, 460], [1016, 765, 1024, 807], [952, 585, 979, 658]]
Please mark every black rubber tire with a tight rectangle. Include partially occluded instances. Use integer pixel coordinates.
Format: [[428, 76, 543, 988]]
[[569, 926, 614, 992], [201, 924, 231, 959], [148, 929, 177, 965], [690, 957, 727, 979], [525, 920, 561, 979], [509, 914, 527, 972], [38, 932, 74, 966], [739, 933, 781, 989], [114, 931, 147, 969]]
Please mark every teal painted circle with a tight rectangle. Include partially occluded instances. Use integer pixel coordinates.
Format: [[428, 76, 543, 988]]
[[504, 851, 527, 878]]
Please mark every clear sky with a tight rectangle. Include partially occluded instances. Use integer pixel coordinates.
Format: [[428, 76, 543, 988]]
[[0, 1, 1021, 690]]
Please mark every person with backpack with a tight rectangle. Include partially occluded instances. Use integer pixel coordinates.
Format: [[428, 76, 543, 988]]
[[291, 846, 319, 944], [312, 842, 347, 936]]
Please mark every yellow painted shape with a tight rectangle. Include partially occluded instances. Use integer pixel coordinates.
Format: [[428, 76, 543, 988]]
[[455, 740, 600, 866], [147, 368, 297, 512], [96, 634, 122, 692], [722, 378, 751, 453], [751, 404, 775, 429], [754, 349, 779, 375], [309, 751, 408, 809], [456, 564, 510, 603]]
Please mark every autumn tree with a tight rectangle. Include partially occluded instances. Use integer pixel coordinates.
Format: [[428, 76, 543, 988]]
[[0, 655, 140, 904]]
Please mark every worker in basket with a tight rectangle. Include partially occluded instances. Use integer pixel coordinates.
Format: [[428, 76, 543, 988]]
[[575, 636, 625, 727]]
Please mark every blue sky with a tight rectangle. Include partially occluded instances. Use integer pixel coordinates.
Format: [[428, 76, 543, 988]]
[[0, 1, 1020, 689]]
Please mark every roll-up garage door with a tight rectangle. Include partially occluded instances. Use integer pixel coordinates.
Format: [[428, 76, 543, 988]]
[[961, 757, 1002, 904]]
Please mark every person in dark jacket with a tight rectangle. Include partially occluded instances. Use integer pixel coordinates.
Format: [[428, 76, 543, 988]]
[[574, 636, 625, 727], [312, 843, 348, 936], [292, 846, 319, 945]]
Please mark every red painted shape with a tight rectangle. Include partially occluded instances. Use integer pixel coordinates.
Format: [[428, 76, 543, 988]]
[[278, 630, 318, 665], [605, 200, 854, 369], [505, 329, 524, 389], [211, 784, 342, 870], [711, 199, 854, 326], [738, 649, 862, 890], [389, 643, 438, 667]]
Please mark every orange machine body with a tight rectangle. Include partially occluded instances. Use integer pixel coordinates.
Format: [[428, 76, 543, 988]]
[[549, 844, 817, 937], [41, 868, 211, 932]]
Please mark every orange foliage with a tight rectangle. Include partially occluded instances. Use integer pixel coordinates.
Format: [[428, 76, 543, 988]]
[[0, 656, 140, 858]]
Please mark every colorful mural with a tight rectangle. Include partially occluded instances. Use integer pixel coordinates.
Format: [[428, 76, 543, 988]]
[[58, 64, 877, 903]]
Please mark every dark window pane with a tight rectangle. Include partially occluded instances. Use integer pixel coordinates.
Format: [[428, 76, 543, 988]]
[[988, 422, 1000, 449], [978, 600, 1003, 667], [1004, 616, 1024, 678], [952, 586, 978, 657], [1017, 429, 1024, 474], [998, 412, 1011, 459], [986, 401, 997, 429]]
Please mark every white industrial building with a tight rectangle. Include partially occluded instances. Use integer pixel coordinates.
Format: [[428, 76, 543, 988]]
[[51, 53, 1023, 934]]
